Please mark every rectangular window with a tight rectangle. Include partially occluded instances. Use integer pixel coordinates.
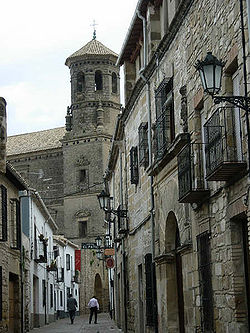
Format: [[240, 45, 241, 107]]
[[155, 77, 175, 159], [197, 232, 214, 331], [60, 290, 63, 307], [42, 280, 46, 307], [0, 185, 7, 241], [50, 284, 53, 308], [67, 287, 71, 299], [66, 254, 70, 270], [138, 122, 149, 168], [130, 147, 139, 185], [10, 199, 21, 249], [79, 220, 87, 237]]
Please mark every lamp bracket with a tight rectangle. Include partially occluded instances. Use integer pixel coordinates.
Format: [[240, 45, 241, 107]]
[[213, 95, 250, 112]]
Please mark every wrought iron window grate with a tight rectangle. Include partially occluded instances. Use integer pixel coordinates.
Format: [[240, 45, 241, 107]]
[[204, 106, 246, 180], [138, 122, 149, 167], [178, 143, 209, 203], [130, 146, 139, 185]]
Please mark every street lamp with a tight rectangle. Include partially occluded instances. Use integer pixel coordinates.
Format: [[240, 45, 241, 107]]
[[195, 52, 250, 111], [97, 190, 127, 219]]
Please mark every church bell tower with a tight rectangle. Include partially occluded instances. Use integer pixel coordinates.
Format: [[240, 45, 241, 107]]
[[62, 37, 120, 313]]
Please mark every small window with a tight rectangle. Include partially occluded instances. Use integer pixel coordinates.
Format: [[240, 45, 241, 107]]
[[95, 71, 103, 91], [60, 290, 63, 307], [112, 72, 118, 93], [50, 284, 53, 308], [79, 169, 88, 183], [66, 254, 70, 270], [77, 72, 85, 92], [138, 123, 149, 167], [79, 220, 87, 238], [130, 147, 139, 185]]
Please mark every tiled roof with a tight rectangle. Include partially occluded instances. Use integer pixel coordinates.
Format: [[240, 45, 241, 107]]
[[65, 39, 118, 65], [7, 127, 65, 156]]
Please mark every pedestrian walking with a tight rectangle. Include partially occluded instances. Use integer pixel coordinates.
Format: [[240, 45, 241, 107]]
[[88, 295, 99, 324], [67, 293, 78, 324]]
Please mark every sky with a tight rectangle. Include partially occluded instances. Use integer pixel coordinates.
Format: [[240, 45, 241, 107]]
[[0, 0, 138, 136]]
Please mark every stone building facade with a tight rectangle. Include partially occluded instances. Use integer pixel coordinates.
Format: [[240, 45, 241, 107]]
[[102, 0, 250, 332], [0, 97, 28, 333], [7, 39, 121, 314]]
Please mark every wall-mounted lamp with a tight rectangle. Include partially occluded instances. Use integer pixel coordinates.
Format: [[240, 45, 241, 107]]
[[97, 189, 127, 219], [195, 52, 250, 111]]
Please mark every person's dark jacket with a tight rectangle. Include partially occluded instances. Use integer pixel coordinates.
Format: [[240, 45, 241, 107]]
[[67, 297, 77, 311]]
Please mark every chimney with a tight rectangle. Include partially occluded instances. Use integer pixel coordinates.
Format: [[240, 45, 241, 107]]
[[0, 97, 7, 173]]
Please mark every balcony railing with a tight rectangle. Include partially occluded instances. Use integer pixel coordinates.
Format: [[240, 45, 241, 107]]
[[178, 143, 209, 203], [204, 107, 247, 181]]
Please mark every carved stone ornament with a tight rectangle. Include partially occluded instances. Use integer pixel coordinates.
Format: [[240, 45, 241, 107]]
[[75, 155, 90, 167], [74, 209, 91, 219]]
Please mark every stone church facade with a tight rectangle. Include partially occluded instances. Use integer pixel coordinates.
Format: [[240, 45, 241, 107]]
[[7, 39, 121, 314]]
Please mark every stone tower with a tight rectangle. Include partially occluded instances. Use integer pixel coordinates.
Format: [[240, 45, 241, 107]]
[[62, 38, 120, 313]]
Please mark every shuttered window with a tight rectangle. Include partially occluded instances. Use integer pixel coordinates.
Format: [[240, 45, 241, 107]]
[[197, 232, 214, 331], [0, 185, 7, 241], [10, 199, 21, 249], [130, 147, 139, 185]]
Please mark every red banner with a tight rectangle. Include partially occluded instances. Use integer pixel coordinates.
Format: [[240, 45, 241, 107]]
[[75, 250, 81, 271]]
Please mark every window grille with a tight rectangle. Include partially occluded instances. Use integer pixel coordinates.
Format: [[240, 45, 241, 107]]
[[197, 232, 214, 331], [155, 77, 175, 159], [0, 185, 7, 241], [138, 123, 149, 167], [130, 147, 139, 185], [57, 267, 64, 282]]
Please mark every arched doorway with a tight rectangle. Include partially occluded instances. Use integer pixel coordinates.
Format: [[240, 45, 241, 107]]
[[94, 273, 103, 311], [165, 212, 185, 333]]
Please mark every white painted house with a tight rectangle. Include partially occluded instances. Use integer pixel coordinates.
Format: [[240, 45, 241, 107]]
[[21, 189, 58, 329], [53, 235, 80, 319]]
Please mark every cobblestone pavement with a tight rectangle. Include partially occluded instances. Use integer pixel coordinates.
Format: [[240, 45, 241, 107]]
[[30, 313, 123, 333]]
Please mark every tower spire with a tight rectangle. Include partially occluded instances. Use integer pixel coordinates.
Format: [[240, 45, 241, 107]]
[[91, 20, 98, 40]]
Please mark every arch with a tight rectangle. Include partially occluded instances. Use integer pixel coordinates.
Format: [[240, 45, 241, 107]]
[[95, 71, 103, 91], [77, 72, 85, 92], [94, 273, 103, 311], [165, 211, 185, 333], [112, 72, 118, 93]]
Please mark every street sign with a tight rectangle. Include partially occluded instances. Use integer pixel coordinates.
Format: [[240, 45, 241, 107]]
[[81, 243, 98, 249], [106, 257, 114, 269]]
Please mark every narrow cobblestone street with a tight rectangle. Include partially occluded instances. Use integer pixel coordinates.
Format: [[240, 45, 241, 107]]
[[30, 313, 122, 333]]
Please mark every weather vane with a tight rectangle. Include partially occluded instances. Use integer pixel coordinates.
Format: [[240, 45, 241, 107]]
[[91, 20, 98, 40]]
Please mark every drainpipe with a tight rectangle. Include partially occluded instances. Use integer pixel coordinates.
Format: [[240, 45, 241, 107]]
[[137, 8, 158, 332]]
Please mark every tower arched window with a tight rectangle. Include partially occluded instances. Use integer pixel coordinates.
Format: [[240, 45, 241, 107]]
[[77, 72, 85, 92], [112, 72, 118, 93], [95, 71, 103, 91]]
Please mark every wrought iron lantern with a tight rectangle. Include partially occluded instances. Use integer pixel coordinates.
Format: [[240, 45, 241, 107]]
[[195, 52, 224, 95], [95, 236, 102, 248], [97, 189, 110, 210]]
